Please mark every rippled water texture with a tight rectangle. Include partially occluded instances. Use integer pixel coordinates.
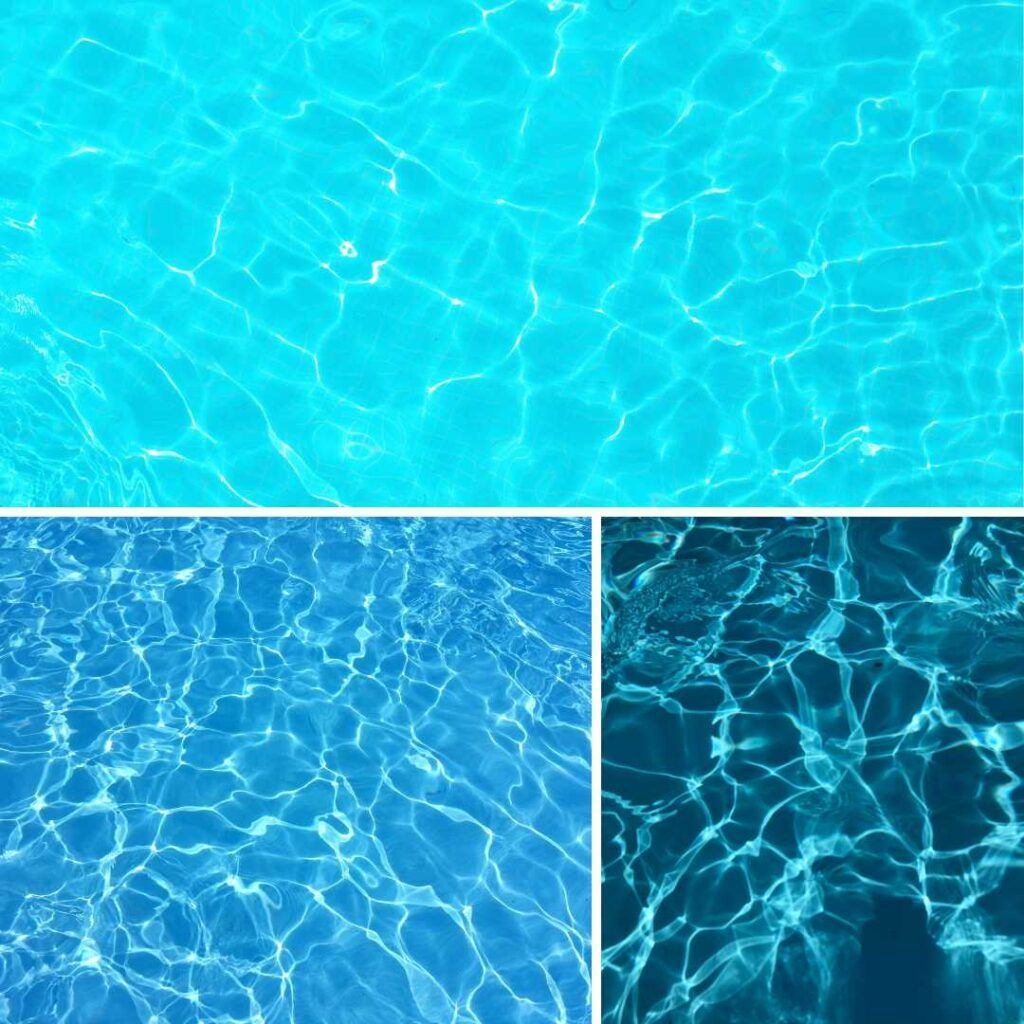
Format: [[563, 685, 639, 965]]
[[0, 517, 591, 1023], [1, 2, 1021, 505], [603, 517, 1024, 1023]]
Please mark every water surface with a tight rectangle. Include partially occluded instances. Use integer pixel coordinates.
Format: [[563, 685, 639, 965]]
[[603, 516, 1024, 1023], [1, 1, 1019, 504], [0, 517, 591, 1023]]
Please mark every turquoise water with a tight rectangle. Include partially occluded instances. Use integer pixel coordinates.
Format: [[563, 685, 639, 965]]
[[0, 517, 591, 1023], [1, 1, 1020, 506]]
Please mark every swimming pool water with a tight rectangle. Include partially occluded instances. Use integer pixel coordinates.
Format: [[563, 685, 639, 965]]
[[603, 517, 1024, 1023], [1, 2, 1019, 505], [0, 516, 591, 1023]]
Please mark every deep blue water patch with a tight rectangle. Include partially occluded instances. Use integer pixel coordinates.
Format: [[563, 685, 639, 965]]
[[0, 1, 1020, 506], [602, 517, 1024, 1024], [0, 516, 591, 1024]]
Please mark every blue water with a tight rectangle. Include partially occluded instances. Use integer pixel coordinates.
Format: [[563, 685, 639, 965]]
[[0, 516, 591, 1024], [1, 2, 1020, 506], [602, 517, 1024, 1024]]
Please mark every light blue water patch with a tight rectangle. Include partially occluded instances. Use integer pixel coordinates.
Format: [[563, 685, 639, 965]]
[[0, 1, 1020, 506], [0, 517, 591, 1024]]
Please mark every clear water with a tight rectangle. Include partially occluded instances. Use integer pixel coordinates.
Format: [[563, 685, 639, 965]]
[[0, 516, 591, 1023], [1, 1, 1019, 506], [603, 517, 1024, 1023]]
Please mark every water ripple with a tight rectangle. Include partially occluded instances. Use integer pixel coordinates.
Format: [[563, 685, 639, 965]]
[[0, 2, 1019, 504], [0, 516, 591, 1024], [603, 516, 1024, 1023]]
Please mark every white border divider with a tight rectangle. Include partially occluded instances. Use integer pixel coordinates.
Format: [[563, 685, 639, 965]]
[[0, 506, 1018, 517], [3, 504, 1014, 1024], [591, 515, 603, 1024]]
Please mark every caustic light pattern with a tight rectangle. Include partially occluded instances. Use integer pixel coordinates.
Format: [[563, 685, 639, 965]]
[[602, 517, 1024, 1024], [1, 1, 1020, 507], [0, 517, 591, 1024]]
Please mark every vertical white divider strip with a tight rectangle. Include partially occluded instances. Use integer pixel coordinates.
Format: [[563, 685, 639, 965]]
[[591, 513, 602, 1024]]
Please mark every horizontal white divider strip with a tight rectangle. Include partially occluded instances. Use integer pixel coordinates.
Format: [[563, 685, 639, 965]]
[[0, 506, 1018, 517]]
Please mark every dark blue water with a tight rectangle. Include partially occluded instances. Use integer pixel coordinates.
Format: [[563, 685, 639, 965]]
[[602, 517, 1024, 1024], [854, 897, 944, 1024], [0, 517, 592, 1024]]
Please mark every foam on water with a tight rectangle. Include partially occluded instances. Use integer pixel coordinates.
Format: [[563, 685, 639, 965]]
[[603, 517, 1024, 1023], [0, 517, 591, 1023], [0, 1, 1020, 505]]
